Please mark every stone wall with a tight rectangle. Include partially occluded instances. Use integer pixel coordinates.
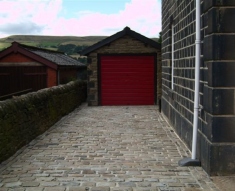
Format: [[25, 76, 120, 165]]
[[0, 80, 87, 163], [87, 35, 161, 106], [162, 0, 235, 175]]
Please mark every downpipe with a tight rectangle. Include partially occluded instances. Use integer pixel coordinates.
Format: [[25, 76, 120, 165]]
[[178, 0, 201, 166]]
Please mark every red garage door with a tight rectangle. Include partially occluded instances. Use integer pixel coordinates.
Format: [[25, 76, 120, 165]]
[[100, 55, 155, 105]]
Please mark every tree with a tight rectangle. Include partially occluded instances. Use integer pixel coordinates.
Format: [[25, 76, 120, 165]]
[[57, 44, 76, 55], [158, 32, 162, 43]]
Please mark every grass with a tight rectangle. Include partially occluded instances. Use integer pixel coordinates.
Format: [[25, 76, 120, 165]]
[[0, 42, 11, 50]]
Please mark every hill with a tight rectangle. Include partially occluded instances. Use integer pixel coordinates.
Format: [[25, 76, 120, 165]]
[[0, 35, 159, 58], [0, 35, 107, 52]]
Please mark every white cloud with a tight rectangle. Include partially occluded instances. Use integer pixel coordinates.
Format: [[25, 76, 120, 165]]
[[0, 22, 43, 34], [0, 0, 62, 37], [0, 0, 161, 38]]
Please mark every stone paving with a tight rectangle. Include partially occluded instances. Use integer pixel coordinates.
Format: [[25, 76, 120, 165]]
[[0, 104, 220, 191]]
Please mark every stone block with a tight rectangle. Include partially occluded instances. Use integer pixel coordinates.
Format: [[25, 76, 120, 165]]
[[88, 82, 95, 88], [210, 144, 235, 175], [22, 182, 40, 187], [203, 85, 235, 115], [204, 34, 235, 61], [207, 62, 235, 87], [204, 0, 235, 12], [206, 8, 235, 34], [211, 115, 235, 142], [200, 131, 235, 175]]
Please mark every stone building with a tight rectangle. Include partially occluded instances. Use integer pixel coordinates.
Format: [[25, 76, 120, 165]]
[[81, 27, 161, 106], [161, 1, 235, 175]]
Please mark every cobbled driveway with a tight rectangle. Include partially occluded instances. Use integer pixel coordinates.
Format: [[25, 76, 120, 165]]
[[0, 104, 220, 191]]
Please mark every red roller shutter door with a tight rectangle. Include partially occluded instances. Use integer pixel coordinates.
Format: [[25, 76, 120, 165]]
[[100, 55, 154, 105]]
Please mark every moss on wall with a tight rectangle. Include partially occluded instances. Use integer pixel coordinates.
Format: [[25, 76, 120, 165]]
[[0, 80, 87, 163]]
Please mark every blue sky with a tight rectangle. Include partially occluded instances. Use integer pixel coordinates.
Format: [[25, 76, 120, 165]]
[[0, 0, 161, 38], [61, 0, 132, 17]]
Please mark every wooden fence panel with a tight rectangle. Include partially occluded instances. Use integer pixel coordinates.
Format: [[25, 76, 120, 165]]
[[0, 66, 47, 97]]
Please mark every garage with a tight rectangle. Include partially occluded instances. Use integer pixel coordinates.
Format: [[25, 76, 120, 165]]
[[100, 55, 154, 105], [81, 27, 161, 106]]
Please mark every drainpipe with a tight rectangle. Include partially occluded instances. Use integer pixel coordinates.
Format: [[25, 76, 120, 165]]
[[191, 0, 201, 161], [179, 0, 201, 166], [171, 24, 174, 90]]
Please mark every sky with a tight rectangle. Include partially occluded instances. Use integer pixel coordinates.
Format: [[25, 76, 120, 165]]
[[0, 0, 162, 38]]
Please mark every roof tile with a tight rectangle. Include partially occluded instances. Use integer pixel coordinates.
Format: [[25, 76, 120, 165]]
[[21, 45, 86, 67]]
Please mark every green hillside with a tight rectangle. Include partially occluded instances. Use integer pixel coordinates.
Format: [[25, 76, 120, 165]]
[[0, 35, 107, 52], [0, 35, 159, 57]]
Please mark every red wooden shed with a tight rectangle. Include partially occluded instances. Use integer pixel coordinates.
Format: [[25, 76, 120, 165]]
[[0, 42, 86, 99]]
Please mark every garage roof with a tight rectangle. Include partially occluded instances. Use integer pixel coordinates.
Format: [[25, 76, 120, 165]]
[[80, 27, 161, 56], [0, 42, 86, 70]]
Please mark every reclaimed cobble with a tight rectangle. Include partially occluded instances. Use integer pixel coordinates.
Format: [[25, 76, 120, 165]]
[[0, 104, 220, 190]]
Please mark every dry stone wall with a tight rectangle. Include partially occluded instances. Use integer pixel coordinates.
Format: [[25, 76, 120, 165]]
[[0, 80, 87, 163]]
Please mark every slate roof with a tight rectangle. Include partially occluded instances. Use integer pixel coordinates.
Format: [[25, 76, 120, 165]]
[[20, 44, 85, 67], [0, 42, 86, 69], [80, 27, 161, 55]]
